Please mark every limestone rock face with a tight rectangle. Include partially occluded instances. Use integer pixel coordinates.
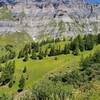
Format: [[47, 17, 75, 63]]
[[0, 0, 100, 40]]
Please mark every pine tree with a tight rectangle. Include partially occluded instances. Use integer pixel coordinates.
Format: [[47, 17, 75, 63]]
[[31, 42, 39, 52], [77, 35, 85, 51], [48, 45, 56, 56], [72, 47, 80, 56], [97, 34, 100, 44], [63, 44, 70, 54], [70, 38, 79, 51], [0, 61, 15, 85], [18, 49, 24, 58], [0, 64, 2, 72], [8, 51, 16, 59], [38, 52, 43, 60], [23, 66, 27, 73], [31, 50, 37, 60], [8, 80, 15, 88], [23, 52, 28, 62], [18, 75, 25, 92], [56, 45, 61, 55], [84, 34, 95, 50], [44, 48, 48, 57]]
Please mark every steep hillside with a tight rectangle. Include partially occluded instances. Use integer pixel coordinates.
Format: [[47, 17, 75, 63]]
[[0, 32, 32, 56], [0, 1, 99, 100]]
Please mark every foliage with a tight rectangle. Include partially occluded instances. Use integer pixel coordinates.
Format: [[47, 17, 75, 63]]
[[63, 44, 70, 54], [18, 75, 25, 92], [49, 50, 100, 88], [23, 66, 27, 73], [0, 61, 15, 85], [84, 34, 95, 50], [31, 50, 37, 60], [0, 94, 13, 100], [32, 80, 73, 100], [72, 47, 80, 56]]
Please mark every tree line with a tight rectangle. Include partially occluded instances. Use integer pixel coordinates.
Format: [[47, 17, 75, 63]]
[[0, 60, 27, 92], [17, 33, 100, 61], [0, 34, 99, 63]]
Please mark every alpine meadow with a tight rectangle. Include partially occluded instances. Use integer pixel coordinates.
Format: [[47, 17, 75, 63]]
[[0, 0, 100, 100]]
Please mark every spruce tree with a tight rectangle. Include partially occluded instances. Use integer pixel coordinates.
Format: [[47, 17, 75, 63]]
[[48, 45, 56, 56], [70, 38, 79, 51], [23, 66, 27, 73], [23, 52, 28, 62], [38, 52, 43, 60], [0, 61, 15, 85], [84, 34, 95, 50], [31, 50, 37, 60], [97, 34, 100, 44], [72, 47, 80, 56], [63, 44, 70, 54], [44, 48, 48, 57], [77, 35, 85, 51], [18, 49, 24, 58], [18, 75, 25, 92]]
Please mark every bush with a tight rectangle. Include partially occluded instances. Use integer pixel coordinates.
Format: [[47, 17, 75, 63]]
[[54, 57, 58, 60]]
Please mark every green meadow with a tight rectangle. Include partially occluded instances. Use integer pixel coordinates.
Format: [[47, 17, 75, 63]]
[[0, 32, 100, 99]]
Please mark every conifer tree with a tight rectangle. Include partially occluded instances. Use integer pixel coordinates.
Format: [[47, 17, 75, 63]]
[[18, 75, 25, 92], [0, 61, 15, 85], [23, 52, 28, 62], [97, 34, 100, 44], [63, 44, 70, 54], [72, 47, 80, 56], [38, 52, 43, 60], [23, 66, 27, 73], [77, 35, 85, 51], [31, 50, 37, 60], [48, 45, 56, 56], [84, 34, 95, 50]]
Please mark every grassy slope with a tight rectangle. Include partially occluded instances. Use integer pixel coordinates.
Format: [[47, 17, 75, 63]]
[[0, 32, 32, 55], [0, 44, 100, 95], [0, 32, 100, 97]]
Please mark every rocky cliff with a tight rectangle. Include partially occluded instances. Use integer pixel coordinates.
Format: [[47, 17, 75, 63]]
[[0, 0, 100, 40]]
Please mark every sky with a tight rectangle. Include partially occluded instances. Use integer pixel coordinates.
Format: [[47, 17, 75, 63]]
[[85, 0, 100, 4], [0, 0, 100, 4], [0, 0, 16, 3]]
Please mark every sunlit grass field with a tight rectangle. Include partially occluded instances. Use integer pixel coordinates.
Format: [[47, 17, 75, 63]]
[[0, 32, 100, 97]]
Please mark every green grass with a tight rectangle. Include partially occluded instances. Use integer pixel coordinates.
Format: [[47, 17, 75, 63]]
[[0, 54, 77, 95], [0, 32, 32, 55], [0, 32, 100, 97], [0, 45, 100, 95]]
